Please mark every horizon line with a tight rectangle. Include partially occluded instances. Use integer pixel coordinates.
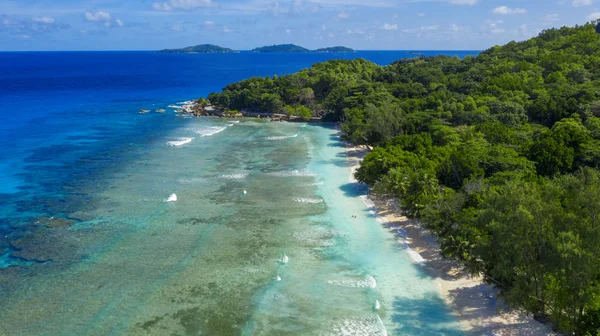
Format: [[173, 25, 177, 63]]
[[0, 49, 483, 53]]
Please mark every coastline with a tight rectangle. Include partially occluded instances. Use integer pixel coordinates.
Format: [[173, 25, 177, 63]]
[[345, 145, 558, 336]]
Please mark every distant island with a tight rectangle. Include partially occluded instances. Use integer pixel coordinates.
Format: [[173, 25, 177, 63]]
[[314, 46, 355, 53], [158, 44, 239, 54], [252, 44, 310, 53], [251, 44, 355, 53]]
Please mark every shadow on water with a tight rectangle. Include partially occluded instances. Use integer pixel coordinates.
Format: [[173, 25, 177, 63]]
[[318, 159, 353, 167], [327, 141, 346, 148], [391, 293, 464, 336], [339, 182, 369, 198]]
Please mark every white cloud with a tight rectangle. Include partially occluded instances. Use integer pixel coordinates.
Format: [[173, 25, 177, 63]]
[[417, 12, 425, 17], [152, 0, 214, 11], [493, 6, 527, 14], [573, 0, 592, 7], [32, 17, 55, 24], [449, 0, 478, 4], [223, 26, 232, 33], [402, 25, 439, 33], [545, 14, 559, 22], [171, 24, 182, 31], [589, 12, 600, 20], [204, 20, 215, 27], [482, 21, 505, 34], [286, 28, 291, 34], [337, 11, 349, 19], [116, 19, 124, 27], [152, 2, 172, 10], [85, 11, 111, 22], [421, 25, 439, 31], [382, 23, 397, 30], [451, 24, 461, 31]]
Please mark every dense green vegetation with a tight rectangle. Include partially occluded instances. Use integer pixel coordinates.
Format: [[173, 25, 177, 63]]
[[251, 44, 354, 53], [207, 22, 600, 334], [159, 44, 238, 53]]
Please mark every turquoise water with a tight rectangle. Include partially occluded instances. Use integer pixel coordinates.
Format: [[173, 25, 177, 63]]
[[0, 117, 461, 335]]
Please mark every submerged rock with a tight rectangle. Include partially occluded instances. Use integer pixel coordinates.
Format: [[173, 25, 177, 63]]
[[34, 216, 75, 229]]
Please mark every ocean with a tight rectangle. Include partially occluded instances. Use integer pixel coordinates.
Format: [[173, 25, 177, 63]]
[[0, 50, 477, 335]]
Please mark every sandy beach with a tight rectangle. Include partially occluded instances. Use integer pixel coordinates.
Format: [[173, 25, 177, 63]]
[[345, 145, 558, 336]]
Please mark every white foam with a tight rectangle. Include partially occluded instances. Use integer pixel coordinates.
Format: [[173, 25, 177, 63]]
[[376, 315, 388, 336], [301, 181, 324, 186], [166, 137, 194, 147], [177, 100, 194, 105], [294, 197, 324, 204], [164, 193, 178, 203], [220, 173, 249, 179], [275, 276, 281, 281], [267, 170, 316, 177], [328, 315, 388, 336], [168, 104, 182, 109], [360, 195, 376, 209], [267, 134, 298, 141], [229, 120, 240, 123], [278, 254, 289, 264], [327, 275, 377, 289], [243, 190, 248, 195], [397, 228, 426, 264], [374, 300, 381, 310], [195, 126, 228, 137]]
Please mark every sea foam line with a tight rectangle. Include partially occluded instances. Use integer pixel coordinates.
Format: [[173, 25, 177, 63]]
[[327, 275, 377, 289], [195, 126, 228, 137], [360, 196, 426, 264], [220, 173, 249, 179], [267, 170, 316, 177], [294, 197, 324, 204], [166, 137, 195, 146], [267, 134, 298, 141]]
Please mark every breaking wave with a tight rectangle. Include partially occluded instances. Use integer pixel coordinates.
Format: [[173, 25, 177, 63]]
[[166, 137, 194, 146], [267, 134, 298, 141], [195, 126, 228, 137], [294, 197, 324, 204], [220, 173, 249, 179]]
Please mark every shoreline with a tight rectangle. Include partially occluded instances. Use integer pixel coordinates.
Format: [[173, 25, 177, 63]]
[[345, 145, 558, 336]]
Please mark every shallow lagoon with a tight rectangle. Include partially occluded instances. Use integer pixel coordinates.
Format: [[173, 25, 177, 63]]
[[0, 118, 461, 335]]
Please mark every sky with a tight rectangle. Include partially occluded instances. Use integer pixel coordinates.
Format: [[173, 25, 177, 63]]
[[0, 0, 598, 51]]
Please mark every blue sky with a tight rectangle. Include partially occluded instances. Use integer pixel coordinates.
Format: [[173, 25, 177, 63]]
[[0, 0, 598, 51]]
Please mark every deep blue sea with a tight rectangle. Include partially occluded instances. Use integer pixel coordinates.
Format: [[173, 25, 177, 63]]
[[0, 50, 478, 335]]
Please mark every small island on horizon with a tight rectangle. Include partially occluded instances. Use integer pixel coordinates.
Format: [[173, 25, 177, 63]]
[[158, 44, 239, 54], [252, 44, 355, 53]]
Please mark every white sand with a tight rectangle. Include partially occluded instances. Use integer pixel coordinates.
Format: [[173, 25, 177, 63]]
[[345, 145, 558, 336]]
